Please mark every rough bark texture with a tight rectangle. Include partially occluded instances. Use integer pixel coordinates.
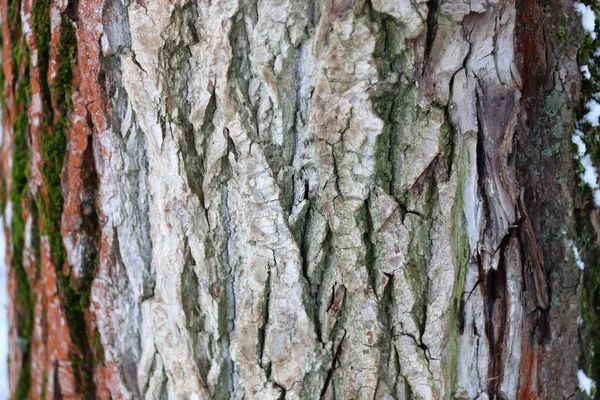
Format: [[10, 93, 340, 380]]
[[0, 0, 590, 398]]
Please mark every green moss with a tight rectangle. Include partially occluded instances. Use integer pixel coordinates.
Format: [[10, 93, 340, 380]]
[[403, 179, 437, 337], [32, 0, 51, 107], [438, 118, 455, 177], [0, 181, 6, 213], [35, 17, 96, 393], [92, 329, 105, 363], [10, 26, 34, 349], [14, 352, 31, 400], [7, 2, 35, 398], [29, 11, 97, 396], [555, 13, 569, 46], [41, 375, 47, 400], [445, 144, 471, 397], [39, 16, 75, 269], [367, 9, 415, 195]]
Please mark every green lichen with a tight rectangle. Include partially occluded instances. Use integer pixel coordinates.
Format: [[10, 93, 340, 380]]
[[540, 91, 567, 157], [445, 143, 471, 397], [403, 179, 437, 338], [544, 90, 566, 120], [367, 7, 415, 196]]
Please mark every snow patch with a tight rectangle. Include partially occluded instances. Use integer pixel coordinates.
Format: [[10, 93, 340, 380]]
[[582, 65, 592, 80], [100, 33, 110, 56], [578, 369, 596, 396], [4, 202, 11, 227], [573, 130, 600, 207], [575, 2, 597, 40], [20, 11, 31, 37], [573, 243, 585, 270], [584, 100, 600, 127]]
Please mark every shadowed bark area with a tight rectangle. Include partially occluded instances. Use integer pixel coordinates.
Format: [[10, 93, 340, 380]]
[[0, 0, 592, 398]]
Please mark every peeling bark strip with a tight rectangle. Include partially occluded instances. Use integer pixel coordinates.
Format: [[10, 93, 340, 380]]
[[0, 0, 587, 398]]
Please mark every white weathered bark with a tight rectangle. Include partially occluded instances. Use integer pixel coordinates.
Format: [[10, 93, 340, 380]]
[[0, 0, 586, 398]]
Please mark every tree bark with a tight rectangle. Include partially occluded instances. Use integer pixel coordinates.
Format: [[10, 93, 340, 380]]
[[0, 0, 588, 398]]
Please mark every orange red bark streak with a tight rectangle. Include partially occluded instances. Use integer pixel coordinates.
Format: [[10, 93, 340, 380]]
[[0, 0, 111, 395]]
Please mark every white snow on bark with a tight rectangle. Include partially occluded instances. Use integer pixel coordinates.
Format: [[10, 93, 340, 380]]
[[582, 65, 591, 80], [578, 369, 596, 396], [573, 243, 585, 270], [575, 2, 597, 39], [584, 100, 600, 127], [573, 130, 600, 206]]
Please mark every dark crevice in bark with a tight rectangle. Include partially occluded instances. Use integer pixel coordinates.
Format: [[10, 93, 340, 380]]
[[311, 224, 333, 344], [478, 243, 509, 399], [273, 382, 287, 399], [330, 145, 343, 199], [320, 329, 347, 400], [257, 256, 272, 369], [289, 39, 310, 170], [409, 154, 441, 194], [181, 241, 211, 384], [378, 276, 400, 398], [516, 198, 550, 312], [326, 283, 346, 316], [423, 0, 439, 68], [221, 184, 236, 397], [227, 7, 257, 143], [458, 279, 481, 335], [474, 81, 490, 228], [441, 108, 456, 180], [79, 115, 100, 280], [473, 66, 516, 396], [362, 197, 378, 298], [297, 178, 312, 283]]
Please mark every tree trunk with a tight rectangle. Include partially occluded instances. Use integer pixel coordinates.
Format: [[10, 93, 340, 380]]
[[0, 0, 590, 398]]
